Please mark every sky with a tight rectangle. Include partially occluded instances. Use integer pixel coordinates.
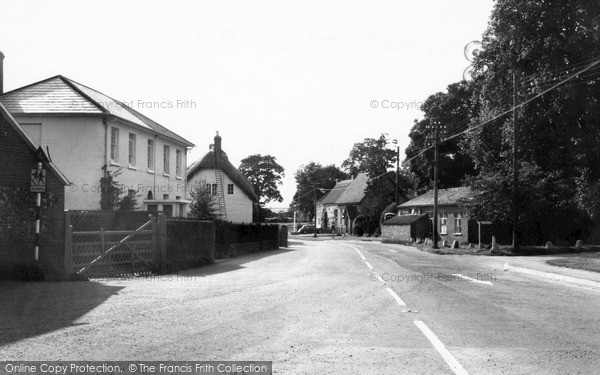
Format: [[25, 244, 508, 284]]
[[0, 0, 494, 211]]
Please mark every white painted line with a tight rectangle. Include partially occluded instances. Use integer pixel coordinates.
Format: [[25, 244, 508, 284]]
[[374, 272, 385, 284], [385, 287, 407, 306], [364, 261, 374, 271], [452, 274, 493, 286], [387, 249, 398, 253], [413, 320, 469, 375], [359, 254, 367, 261]]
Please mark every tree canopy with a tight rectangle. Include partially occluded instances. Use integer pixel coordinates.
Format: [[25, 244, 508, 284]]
[[405, 81, 477, 193], [292, 162, 348, 219], [239, 154, 285, 206], [461, 0, 600, 243], [342, 133, 397, 177]]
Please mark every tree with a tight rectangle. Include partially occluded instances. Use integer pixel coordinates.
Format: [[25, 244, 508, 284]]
[[406, 81, 477, 193], [342, 133, 396, 177], [100, 168, 139, 211], [188, 179, 218, 220], [239, 154, 285, 206], [463, 0, 600, 244], [292, 163, 348, 219]]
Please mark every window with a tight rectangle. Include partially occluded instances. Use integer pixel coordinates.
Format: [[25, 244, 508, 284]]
[[163, 145, 170, 174], [147, 139, 154, 171], [454, 213, 462, 234], [206, 183, 218, 195], [227, 183, 234, 195], [128, 133, 136, 166], [110, 127, 119, 162], [440, 213, 448, 234], [175, 149, 182, 177]]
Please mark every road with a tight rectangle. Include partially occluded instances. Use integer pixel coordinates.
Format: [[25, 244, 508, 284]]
[[1, 239, 599, 374]]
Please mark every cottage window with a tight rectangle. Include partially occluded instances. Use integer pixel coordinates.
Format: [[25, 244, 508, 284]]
[[163, 145, 170, 174], [147, 139, 154, 171], [454, 213, 463, 234], [440, 213, 448, 234], [110, 127, 119, 162], [212, 183, 218, 195], [227, 184, 234, 195], [175, 149, 182, 177], [128, 133, 136, 166]]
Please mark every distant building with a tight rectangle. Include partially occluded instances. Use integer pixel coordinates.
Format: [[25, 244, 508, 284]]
[[0, 74, 194, 216], [382, 187, 476, 244], [187, 133, 257, 223], [316, 172, 407, 234]]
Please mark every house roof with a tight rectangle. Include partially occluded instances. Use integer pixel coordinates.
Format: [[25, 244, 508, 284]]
[[187, 148, 258, 202], [382, 213, 428, 226], [319, 179, 352, 205], [0, 101, 70, 186], [336, 173, 370, 205], [399, 187, 473, 208], [0, 75, 194, 147]]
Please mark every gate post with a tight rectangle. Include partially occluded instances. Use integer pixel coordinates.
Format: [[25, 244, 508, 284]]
[[156, 213, 167, 274], [64, 211, 73, 279]]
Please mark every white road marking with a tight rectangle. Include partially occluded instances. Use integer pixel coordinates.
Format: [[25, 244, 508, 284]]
[[364, 261, 374, 271], [387, 249, 398, 253], [385, 287, 407, 306], [359, 254, 367, 261], [452, 273, 493, 286], [413, 320, 470, 375], [374, 272, 385, 284]]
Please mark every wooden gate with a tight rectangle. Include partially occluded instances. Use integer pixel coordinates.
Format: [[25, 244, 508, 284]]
[[65, 214, 166, 278]]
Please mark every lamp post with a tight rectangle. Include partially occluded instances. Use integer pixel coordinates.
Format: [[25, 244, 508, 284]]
[[392, 139, 399, 203]]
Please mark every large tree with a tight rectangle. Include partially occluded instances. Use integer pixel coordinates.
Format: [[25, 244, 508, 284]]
[[292, 163, 348, 219], [463, 0, 600, 244], [342, 133, 396, 177], [405, 81, 477, 193], [239, 154, 285, 206]]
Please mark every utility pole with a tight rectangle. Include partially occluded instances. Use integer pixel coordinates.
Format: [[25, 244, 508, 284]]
[[512, 73, 519, 252], [313, 186, 317, 238], [432, 119, 439, 249], [396, 145, 400, 204]]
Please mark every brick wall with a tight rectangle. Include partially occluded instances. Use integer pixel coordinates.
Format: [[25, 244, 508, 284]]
[[0, 114, 66, 280]]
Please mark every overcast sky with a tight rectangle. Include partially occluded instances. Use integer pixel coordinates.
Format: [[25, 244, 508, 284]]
[[1, 0, 494, 210]]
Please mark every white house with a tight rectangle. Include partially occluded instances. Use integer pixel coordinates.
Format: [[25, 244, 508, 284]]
[[187, 133, 257, 223], [0, 75, 194, 217]]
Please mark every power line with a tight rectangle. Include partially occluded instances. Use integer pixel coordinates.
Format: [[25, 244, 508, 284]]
[[403, 56, 600, 166]]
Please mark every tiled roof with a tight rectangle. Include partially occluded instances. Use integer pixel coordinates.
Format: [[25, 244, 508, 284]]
[[0, 101, 70, 185], [382, 213, 428, 226], [336, 173, 369, 205], [320, 179, 352, 205], [0, 75, 194, 147], [399, 187, 473, 208], [187, 149, 258, 202]]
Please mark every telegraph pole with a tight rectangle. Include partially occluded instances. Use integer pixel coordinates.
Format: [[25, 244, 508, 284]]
[[396, 145, 400, 203], [313, 186, 317, 238], [512, 73, 519, 252], [432, 119, 439, 249]]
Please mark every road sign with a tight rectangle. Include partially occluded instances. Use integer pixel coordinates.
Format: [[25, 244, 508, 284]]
[[31, 169, 46, 193]]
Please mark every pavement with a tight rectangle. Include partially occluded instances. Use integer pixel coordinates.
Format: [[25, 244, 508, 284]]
[[502, 253, 600, 290]]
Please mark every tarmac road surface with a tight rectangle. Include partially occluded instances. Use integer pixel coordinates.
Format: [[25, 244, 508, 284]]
[[1, 240, 599, 374]]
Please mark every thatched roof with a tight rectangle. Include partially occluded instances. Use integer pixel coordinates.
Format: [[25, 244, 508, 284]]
[[187, 147, 258, 202]]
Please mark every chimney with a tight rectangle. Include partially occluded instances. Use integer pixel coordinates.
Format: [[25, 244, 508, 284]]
[[214, 131, 222, 152], [0, 51, 4, 95]]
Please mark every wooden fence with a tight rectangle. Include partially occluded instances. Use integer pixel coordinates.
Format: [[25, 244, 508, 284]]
[[65, 214, 167, 278]]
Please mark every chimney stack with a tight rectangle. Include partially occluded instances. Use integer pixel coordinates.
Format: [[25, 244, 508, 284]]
[[0, 51, 4, 95], [214, 131, 222, 152]]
